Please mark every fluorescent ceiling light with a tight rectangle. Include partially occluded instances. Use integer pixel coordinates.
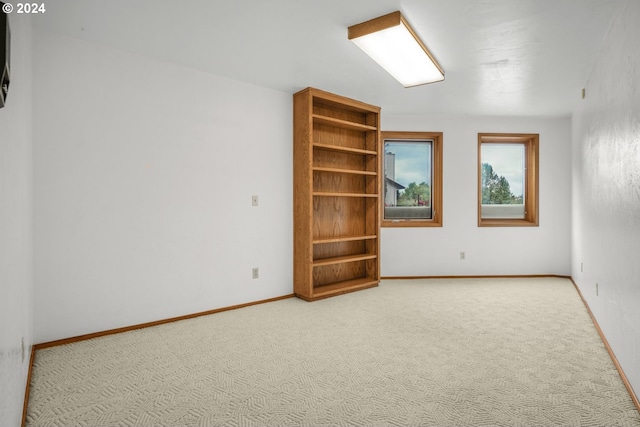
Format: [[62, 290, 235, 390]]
[[348, 11, 444, 88]]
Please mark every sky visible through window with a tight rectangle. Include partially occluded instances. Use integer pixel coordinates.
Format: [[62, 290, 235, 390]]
[[384, 141, 431, 187], [482, 143, 524, 198]]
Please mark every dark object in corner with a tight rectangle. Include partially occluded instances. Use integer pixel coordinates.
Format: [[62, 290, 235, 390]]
[[0, 2, 10, 108]]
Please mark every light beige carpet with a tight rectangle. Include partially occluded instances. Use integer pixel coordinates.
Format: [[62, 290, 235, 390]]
[[26, 277, 640, 426]]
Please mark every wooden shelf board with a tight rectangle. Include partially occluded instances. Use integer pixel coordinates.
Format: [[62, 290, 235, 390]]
[[313, 166, 377, 176], [312, 94, 379, 115], [313, 114, 377, 132], [313, 192, 378, 198], [312, 277, 379, 298], [313, 235, 378, 244], [313, 253, 377, 267], [313, 143, 377, 156]]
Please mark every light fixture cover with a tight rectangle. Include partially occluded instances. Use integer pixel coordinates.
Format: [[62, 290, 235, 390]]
[[348, 11, 444, 88]]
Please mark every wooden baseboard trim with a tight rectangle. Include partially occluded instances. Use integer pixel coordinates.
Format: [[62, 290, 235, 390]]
[[569, 277, 640, 413], [381, 274, 571, 280], [33, 294, 295, 351], [21, 345, 36, 427]]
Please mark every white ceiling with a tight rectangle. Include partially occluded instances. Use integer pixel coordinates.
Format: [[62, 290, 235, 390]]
[[32, 0, 623, 117]]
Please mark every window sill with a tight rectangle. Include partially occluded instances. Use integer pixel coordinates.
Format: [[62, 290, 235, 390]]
[[382, 219, 443, 228], [478, 218, 539, 227]]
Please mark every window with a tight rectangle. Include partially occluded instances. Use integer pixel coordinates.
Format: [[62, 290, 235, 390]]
[[381, 131, 442, 227], [478, 133, 539, 226]]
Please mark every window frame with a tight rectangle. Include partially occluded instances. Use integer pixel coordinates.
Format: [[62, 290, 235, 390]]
[[477, 133, 539, 227], [380, 131, 443, 228]]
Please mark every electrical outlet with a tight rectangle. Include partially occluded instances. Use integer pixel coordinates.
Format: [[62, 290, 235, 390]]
[[460, 251, 465, 260], [596, 282, 599, 296], [251, 195, 259, 206], [252, 267, 259, 279]]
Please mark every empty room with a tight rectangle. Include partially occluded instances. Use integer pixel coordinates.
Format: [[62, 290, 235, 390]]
[[1, 0, 639, 426]]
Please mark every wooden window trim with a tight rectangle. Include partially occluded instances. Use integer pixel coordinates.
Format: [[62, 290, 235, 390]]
[[381, 131, 443, 228], [478, 133, 539, 227]]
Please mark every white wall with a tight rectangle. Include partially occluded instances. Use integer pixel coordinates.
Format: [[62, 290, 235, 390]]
[[0, 14, 33, 427], [380, 114, 571, 277], [571, 0, 640, 397], [30, 32, 574, 342], [33, 32, 292, 343]]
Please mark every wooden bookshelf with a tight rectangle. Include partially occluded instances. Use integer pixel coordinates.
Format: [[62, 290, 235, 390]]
[[293, 87, 380, 301]]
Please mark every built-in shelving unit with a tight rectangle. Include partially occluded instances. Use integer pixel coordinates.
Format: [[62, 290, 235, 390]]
[[293, 87, 380, 301]]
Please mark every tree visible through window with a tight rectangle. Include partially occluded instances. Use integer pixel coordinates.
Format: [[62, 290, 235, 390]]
[[482, 163, 523, 204], [381, 132, 442, 227], [385, 141, 431, 218], [478, 134, 539, 226], [481, 143, 525, 219]]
